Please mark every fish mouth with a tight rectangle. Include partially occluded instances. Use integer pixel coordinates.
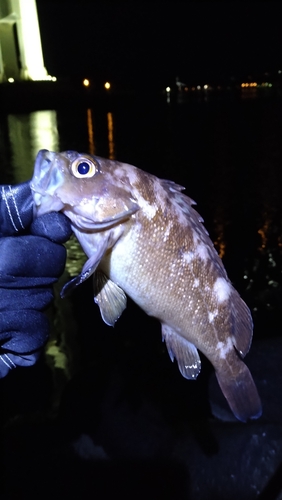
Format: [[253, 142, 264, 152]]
[[32, 191, 64, 217], [32, 149, 54, 182], [30, 149, 65, 217]]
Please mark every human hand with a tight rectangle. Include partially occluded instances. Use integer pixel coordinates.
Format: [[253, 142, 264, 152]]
[[0, 182, 72, 377]]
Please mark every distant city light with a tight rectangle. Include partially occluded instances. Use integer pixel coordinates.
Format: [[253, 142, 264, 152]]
[[203, 84, 208, 90], [8, 78, 15, 83], [278, 70, 282, 74], [197, 85, 201, 90], [45, 74, 57, 82], [165, 87, 171, 103], [241, 82, 257, 88], [83, 79, 90, 87], [104, 82, 111, 90]]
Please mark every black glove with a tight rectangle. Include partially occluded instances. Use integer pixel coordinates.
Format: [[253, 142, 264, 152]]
[[0, 181, 72, 377]]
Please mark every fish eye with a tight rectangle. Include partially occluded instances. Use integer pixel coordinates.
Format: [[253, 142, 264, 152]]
[[70, 157, 98, 178]]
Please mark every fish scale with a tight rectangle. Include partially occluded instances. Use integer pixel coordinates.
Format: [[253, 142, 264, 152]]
[[31, 149, 262, 422]]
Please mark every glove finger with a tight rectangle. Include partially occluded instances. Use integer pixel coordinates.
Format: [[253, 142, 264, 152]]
[[0, 288, 54, 310], [30, 212, 72, 244], [0, 235, 67, 279], [0, 182, 33, 237], [0, 351, 41, 378], [0, 310, 49, 352]]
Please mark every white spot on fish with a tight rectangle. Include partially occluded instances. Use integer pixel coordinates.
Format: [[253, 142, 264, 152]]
[[195, 242, 209, 262], [217, 337, 233, 359], [138, 196, 157, 219], [183, 251, 194, 264], [208, 310, 218, 323], [163, 221, 172, 242], [192, 231, 200, 246], [166, 199, 187, 227], [114, 165, 139, 186], [193, 278, 199, 288], [213, 277, 231, 303], [167, 192, 190, 226]]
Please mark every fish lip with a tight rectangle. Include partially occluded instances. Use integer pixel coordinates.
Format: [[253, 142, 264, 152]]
[[31, 149, 53, 191], [30, 183, 49, 197], [31, 149, 66, 216], [33, 149, 51, 176], [33, 194, 64, 218]]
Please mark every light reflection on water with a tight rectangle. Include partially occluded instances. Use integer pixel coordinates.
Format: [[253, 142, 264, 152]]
[[7, 110, 59, 182], [86, 108, 95, 155], [107, 112, 115, 159]]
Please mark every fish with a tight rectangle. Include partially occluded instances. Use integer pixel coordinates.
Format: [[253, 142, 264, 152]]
[[31, 149, 262, 422]]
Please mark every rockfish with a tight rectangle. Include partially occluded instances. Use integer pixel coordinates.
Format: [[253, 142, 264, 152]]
[[31, 149, 262, 422]]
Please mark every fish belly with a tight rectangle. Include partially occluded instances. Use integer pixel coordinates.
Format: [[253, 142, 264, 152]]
[[100, 227, 207, 341]]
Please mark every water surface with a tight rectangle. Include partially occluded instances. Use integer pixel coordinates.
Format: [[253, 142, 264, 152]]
[[1, 91, 282, 396]]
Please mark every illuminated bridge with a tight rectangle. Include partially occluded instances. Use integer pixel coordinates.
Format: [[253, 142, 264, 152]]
[[0, 0, 48, 82]]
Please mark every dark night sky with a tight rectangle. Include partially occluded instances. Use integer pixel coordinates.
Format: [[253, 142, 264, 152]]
[[36, 2, 282, 89]]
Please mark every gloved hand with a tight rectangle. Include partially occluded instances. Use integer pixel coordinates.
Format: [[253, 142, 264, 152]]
[[0, 181, 72, 377]]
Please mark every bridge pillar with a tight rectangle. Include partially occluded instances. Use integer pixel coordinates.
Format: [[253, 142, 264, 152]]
[[0, 0, 48, 82]]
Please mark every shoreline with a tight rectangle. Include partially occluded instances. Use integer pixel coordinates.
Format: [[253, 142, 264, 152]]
[[0, 80, 281, 114]]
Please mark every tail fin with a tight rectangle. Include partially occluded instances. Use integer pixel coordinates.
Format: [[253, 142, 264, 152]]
[[215, 358, 262, 422]]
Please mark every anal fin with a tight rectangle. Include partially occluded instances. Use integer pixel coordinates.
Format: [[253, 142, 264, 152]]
[[162, 324, 201, 379]]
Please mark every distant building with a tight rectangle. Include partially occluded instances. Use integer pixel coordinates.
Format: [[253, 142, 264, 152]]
[[0, 0, 47, 82]]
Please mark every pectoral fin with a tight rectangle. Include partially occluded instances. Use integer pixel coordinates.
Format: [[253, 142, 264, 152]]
[[60, 234, 113, 298], [162, 324, 201, 379], [94, 270, 127, 326]]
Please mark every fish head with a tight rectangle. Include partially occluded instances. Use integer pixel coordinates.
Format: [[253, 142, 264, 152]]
[[31, 149, 139, 230]]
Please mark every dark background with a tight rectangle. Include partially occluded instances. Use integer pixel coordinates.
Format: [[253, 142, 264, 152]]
[[1, 3, 282, 498], [36, 2, 282, 88]]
